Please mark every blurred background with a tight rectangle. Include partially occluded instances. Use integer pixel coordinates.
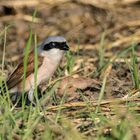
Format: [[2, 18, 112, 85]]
[[0, 0, 140, 57], [0, 0, 140, 97], [0, 1, 140, 139]]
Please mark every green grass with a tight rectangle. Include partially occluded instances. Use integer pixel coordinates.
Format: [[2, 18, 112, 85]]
[[131, 46, 140, 89], [0, 27, 140, 140], [22, 30, 33, 109], [65, 50, 75, 75], [98, 32, 105, 69]]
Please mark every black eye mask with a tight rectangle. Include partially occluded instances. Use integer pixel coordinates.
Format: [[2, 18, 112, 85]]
[[43, 42, 69, 51]]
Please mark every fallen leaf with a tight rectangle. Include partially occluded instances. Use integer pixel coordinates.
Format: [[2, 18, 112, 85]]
[[57, 77, 100, 99]]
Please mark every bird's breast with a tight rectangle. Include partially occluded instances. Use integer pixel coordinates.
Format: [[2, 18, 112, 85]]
[[35, 57, 59, 85], [13, 56, 60, 92]]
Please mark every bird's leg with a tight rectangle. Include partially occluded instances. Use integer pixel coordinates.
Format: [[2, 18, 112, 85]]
[[28, 87, 36, 106]]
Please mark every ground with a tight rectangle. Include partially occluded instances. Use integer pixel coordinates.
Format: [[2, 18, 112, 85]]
[[0, 0, 140, 140]]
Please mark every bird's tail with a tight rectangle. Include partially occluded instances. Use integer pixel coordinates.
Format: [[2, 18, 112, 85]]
[[0, 80, 19, 104]]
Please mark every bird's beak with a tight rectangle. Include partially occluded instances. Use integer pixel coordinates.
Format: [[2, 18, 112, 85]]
[[62, 43, 69, 51]]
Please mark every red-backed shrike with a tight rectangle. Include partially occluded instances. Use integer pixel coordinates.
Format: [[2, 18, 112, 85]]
[[5, 36, 69, 104]]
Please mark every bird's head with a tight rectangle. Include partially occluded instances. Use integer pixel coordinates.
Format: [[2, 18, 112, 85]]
[[40, 36, 69, 55]]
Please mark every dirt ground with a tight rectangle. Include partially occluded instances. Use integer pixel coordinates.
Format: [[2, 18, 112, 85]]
[[0, 0, 140, 139]]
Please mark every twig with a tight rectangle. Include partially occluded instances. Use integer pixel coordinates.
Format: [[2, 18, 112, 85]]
[[46, 97, 140, 111], [0, 14, 42, 23], [2, 27, 7, 73]]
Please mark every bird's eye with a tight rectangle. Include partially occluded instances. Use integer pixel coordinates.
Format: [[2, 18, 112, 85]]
[[51, 42, 56, 46]]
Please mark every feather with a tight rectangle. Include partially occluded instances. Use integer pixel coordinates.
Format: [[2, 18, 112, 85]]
[[6, 51, 44, 90]]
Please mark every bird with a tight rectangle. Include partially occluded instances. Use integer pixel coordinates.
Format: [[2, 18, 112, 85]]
[[2, 36, 69, 104]]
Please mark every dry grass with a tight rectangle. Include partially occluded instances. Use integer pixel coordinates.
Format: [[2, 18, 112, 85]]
[[0, 0, 140, 139]]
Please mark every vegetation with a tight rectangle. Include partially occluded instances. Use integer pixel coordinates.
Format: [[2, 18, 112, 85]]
[[0, 0, 140, 140]]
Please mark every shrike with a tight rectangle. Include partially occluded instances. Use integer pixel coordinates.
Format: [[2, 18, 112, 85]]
[[5, 36, 69, 104]]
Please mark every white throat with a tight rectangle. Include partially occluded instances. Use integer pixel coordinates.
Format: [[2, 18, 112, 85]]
[[39, 48, 64, 65]]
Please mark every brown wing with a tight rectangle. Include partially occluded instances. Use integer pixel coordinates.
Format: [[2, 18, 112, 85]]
[[6, 50, 44, 90]]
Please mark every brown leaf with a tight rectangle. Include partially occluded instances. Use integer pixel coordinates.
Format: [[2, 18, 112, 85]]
[[57, 77, 100, 97]]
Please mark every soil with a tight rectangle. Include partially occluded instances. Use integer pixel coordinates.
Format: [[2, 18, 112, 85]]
[[0, 0, 140, 139]]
